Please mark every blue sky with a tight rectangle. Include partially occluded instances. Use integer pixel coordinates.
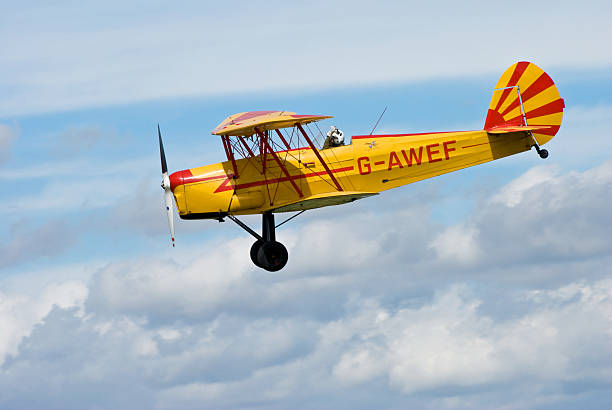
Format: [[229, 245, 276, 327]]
[[1, 1, 612, 409]]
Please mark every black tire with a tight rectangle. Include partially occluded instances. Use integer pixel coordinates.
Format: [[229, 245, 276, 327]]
[[257, 241, 288, 272], [250, 240, 264, 268], [539, 149, 549, 159]]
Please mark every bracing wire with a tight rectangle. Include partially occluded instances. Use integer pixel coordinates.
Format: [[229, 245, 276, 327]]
[[275, 210, 306, 228], [313, 122, 357, 191], [307, 123, 350, 191], [268, 133, 337, 191]]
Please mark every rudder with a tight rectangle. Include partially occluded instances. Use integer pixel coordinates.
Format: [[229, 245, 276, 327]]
[[484, 61, 564, 145]]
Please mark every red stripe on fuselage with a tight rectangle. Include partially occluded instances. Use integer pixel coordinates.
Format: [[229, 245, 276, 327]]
[[353, 131, 461, 140], [170, 169, 227, 191], [170, 147, 313, 191], [213, 166, 354, 193]]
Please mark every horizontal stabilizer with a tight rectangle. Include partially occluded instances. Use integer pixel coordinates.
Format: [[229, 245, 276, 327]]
[[486, 124, 555, 134]]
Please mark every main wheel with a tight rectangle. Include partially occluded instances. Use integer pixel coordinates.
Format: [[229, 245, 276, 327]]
[[257, 241, 288, 272], [539, 149, 549, 159], [250, 240, 264, 268]]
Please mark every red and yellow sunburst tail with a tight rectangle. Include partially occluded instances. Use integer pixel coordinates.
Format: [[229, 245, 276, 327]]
[[484, 61, 565, 145]]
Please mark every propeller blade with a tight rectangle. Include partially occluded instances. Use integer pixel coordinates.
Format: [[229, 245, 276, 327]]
[[158, 124, 174, 247], [158, 124, 168, 174], [164, 183, 175, 247]]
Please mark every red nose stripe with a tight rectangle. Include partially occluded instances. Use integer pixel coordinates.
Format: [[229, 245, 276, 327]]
[[169, 169, 193, 192], [169, 169, 230, 191]]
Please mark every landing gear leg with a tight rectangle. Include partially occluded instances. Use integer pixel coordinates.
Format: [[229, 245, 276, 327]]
[[532, 143, 549, 159], [257, 213, 288, 272], [262, 212, 276, 242], [227, 213, 289, 272], [530, 132, 549, 159]]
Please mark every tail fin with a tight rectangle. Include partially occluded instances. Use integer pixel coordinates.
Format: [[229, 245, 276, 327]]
[[484, 61, 564, 145]]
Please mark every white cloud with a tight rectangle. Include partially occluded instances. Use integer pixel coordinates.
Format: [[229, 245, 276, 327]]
[[545, 105, 612, 166], [1, 157, 153, 215], [1, 1, 611, 117], [491, 165, 560, 207], [1, 135, 612, 408], [76, 158, 612, 324], [0, 280, 87, 365], [0, 124, 16, 163], [558, 105, 612, 139], [86, 236, 254, 319], [0, 220, 75, 268], [2, 278, 611, 409], [4, 176, 134, 213], [330, 280, 612, 395], [475, 160, 612, 266], [429, 225, 482, 263], [0, 155, 152, 182]]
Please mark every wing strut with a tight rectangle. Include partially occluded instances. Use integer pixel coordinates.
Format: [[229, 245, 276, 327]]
[[221, 135, 239, 178], [237, 135, 264, 175], [237, 136, 256, 158], [255, 128, 304, 198], [296, 123, 343, 192], [274, 129, 292, 150]]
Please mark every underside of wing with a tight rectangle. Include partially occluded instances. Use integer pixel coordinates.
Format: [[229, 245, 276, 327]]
[[272, 191, 378, 213]]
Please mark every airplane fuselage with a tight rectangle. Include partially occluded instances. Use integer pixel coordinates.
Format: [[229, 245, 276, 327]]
[[169, 129, 532, 219]]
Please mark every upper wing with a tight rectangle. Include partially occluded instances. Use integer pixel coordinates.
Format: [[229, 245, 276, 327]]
[[212, 111, 332, 136]]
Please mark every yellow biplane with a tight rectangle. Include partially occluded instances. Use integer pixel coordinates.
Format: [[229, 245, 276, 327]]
[[158, 61, 564, 271]]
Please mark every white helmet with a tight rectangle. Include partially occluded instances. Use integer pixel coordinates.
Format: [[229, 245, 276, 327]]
[[327, 126, 344, 145]]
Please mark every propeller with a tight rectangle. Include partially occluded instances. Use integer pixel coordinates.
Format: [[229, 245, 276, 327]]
[[158, 124, 175, 247]]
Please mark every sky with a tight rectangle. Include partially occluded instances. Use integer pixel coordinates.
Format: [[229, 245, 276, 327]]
[[1, 1, 612, 409]]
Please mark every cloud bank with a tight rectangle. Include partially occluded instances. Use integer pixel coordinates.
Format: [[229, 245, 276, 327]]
[[2, 0, 611, 117], [1, 159, 611, 409]]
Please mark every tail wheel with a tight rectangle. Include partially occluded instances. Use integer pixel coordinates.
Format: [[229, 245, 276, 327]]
[[257, 241, 288, 272]]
